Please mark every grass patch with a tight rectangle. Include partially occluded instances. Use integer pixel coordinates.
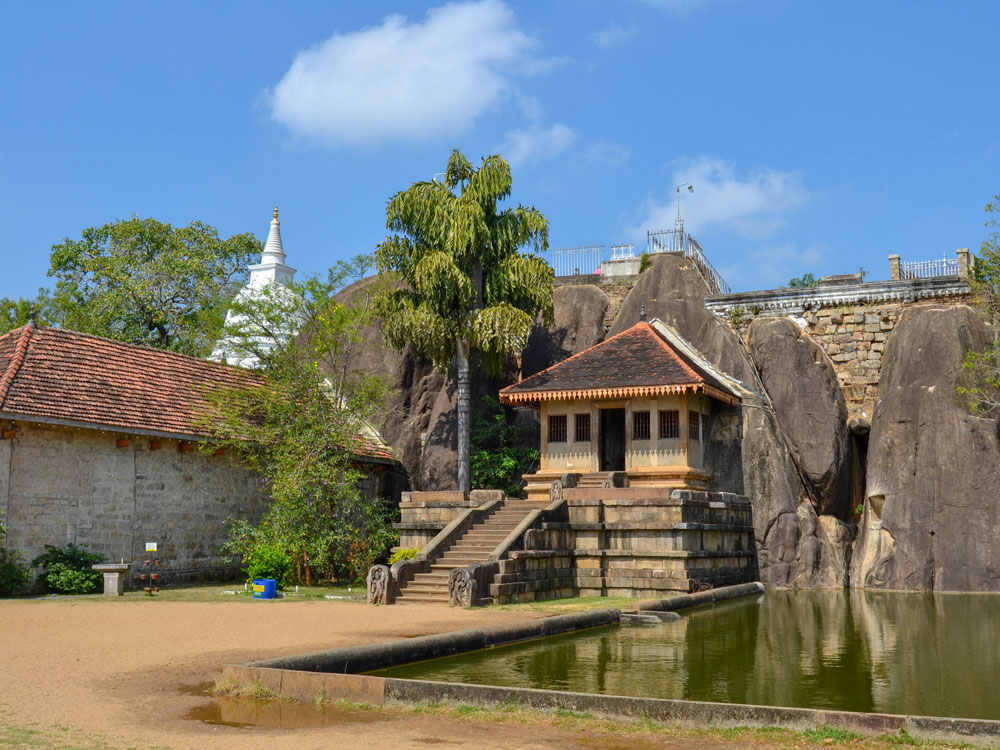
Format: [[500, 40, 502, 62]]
[[375, 701, 978, 748], [0, 707, 167, 750], [804, 725, 866, 742], [211, 674, 276, 699], [15, 582, 365, 604]]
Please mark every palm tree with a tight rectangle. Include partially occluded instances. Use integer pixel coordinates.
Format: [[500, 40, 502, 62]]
[[375, 150, 554, 492]]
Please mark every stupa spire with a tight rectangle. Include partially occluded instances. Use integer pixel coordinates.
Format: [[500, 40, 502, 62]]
[[261, 205, 285, 264]]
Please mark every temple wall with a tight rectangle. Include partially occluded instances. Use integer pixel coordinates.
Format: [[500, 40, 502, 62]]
[[0, 421, 268, 581]]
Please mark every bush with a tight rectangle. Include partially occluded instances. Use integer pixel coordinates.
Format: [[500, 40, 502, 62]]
[[31, 543, 104, 594], [0, 550, 29, 596], [470, 396, 539, 496], [242, 543, 292, 589], [388, 548, 419, 566]]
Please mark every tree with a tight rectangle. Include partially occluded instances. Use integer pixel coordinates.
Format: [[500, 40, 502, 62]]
[[0, 290, 55, 334], [47, 217, 261, 356], [784, 273, 818, 288], [203, 256, 397, 584], [374, 150, 554, 492], [960, 194, 1000, 417]]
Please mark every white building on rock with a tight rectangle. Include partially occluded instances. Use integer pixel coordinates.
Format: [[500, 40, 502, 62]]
[[209, 207, 298, 368]]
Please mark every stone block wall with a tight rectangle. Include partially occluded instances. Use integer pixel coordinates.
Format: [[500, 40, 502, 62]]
[[0, 421, 268, 582], [487, 488, 758, 604], [395, 489, 504, 550]]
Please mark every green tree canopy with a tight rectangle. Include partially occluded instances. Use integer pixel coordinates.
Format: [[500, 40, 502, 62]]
[[204, 257, 397, 584], [961, 194, 1000, 417], [374, 150, 554, 491], [47, 217, 261, 356]]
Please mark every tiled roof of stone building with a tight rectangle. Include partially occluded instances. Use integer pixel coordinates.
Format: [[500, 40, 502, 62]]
[[500, 320, 742, 406], [0, 323, 395, 461]]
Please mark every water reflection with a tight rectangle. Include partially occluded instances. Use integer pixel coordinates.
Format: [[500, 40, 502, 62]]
[[371, 591, 1000, 719]]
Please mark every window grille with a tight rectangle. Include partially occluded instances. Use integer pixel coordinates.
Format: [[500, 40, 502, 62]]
[[574, 413, 591, 443], [659, 410, 679, 439], [549, 415, 567, 443], [688, 411, 701, 442], [633, 410, 650, 441]]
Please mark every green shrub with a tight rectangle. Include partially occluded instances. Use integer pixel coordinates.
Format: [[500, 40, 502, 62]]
[[0, 550, 29, 597], [242, 543, 292, 589], [639, 253, 652, 273], [470, 396, 539, 496], [31, 543, 104, 594], [388, 548, 419, 566]]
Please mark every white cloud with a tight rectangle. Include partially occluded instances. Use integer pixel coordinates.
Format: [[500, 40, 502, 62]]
[[590, 23, 636, 48], [269, 0, 535, 148], [497, 124, 576, 167], [584, 139, 630, 165], [633, 157, 808, 239]]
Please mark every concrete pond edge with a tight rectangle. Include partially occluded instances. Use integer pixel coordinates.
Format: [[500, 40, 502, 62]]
[[223, 582, 1000, 746]]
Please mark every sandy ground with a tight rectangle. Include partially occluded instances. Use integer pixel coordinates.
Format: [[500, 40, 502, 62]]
[[0, 594, 770, 750]]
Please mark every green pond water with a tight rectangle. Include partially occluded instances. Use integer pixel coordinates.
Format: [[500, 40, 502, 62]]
[[371, 590, 1000, 720]]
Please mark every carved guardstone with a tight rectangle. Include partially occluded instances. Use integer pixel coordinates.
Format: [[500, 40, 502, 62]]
[[92, 563, 132, 596], [366, 564, 391, 605], [448, 568, 475, 608]]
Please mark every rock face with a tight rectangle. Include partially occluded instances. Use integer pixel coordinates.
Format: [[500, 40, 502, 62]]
[[522, 285, 608, 378], [609, 254, 851, 587], [747, 317, 853, 518], [332, 277, 610, 491], [852, 305, 1000, 592]]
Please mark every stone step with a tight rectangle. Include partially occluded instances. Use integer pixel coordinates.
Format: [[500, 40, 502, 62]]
[[446, 546, 496, 554], [403, 582, 450, 594], [396, 594, 450, 604], [435, 557, 483, 566], [404, 573, 448, 588]]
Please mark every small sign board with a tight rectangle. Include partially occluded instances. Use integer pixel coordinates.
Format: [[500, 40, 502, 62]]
[[145, 542, 158, 552]]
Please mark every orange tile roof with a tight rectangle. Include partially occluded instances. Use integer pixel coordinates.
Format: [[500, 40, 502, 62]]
[[499, 321, 740, 406], [0, 323, 395, 462]]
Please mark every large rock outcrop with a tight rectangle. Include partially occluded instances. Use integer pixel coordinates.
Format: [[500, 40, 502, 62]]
[[852, 304, 1000, 591], [522, 285, 609, 378], [610, 254, 851, 587], [747, 317, 853, 518], [332, 277, 612, 491]]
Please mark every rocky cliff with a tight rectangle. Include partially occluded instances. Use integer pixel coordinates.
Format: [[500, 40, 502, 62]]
[[851, 305, 1000, 592], [339, 259, 998, 591]]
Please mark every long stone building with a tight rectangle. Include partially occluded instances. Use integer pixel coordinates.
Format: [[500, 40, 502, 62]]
[[0, 322, 399, 583]]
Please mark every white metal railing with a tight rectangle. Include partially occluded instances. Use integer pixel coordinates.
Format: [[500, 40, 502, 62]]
[[645, 229, 731, 294], [546, 245, 606, 277], [900, 254, 959, 279], [610, 243, 635, 260]]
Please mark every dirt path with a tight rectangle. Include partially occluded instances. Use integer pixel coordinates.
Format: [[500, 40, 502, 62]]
[[0, 594, 778, 749]]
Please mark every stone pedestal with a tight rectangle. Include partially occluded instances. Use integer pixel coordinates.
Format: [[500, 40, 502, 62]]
[[92, 563, 132, 596]]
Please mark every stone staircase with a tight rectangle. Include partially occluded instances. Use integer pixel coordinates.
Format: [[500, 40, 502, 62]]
[[396, 498, 548, 605]]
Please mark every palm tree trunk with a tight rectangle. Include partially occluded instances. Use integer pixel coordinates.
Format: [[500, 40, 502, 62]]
[[456, 338, 471, 493]]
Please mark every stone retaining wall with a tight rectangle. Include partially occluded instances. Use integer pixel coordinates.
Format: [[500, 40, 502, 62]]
[[487, 489, 758, 604], [0, 421, 267, 581], [395, 490, 504, 550]]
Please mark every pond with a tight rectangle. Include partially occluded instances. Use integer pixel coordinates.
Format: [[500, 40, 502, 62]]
[[371, 590, 1000, 720]]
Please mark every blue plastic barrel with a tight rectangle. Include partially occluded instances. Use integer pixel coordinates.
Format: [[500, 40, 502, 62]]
[[252, 578, 277, 599]]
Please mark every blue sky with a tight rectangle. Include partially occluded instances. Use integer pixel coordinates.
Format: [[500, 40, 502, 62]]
[[2, 0, 998, 298]]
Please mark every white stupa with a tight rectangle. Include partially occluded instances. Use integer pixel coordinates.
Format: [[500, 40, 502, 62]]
[[209, 206, 298, 368]]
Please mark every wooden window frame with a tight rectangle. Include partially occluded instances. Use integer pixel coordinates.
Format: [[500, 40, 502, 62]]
[[659, 409, 679, 439], [688, 410, 701, 442], [549, 414, 567, 443], [633, 410, 650, 441], [574, 413, 591, 443]]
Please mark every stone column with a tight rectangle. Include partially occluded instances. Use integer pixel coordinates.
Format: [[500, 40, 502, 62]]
[[957, 248, 971, 279], [889, 254, 901, 281]]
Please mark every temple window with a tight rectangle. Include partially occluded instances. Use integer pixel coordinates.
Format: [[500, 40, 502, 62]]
[[689, 411, 701, 442], [659, 409, 679, 439], [549, 415, 567, 443], [633, 410, 650, 441], [574, 413, 591, 443]]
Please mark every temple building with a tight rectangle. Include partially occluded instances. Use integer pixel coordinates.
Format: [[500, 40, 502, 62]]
[[210, 207, 297, 368], [500, 318, 743, 496]]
